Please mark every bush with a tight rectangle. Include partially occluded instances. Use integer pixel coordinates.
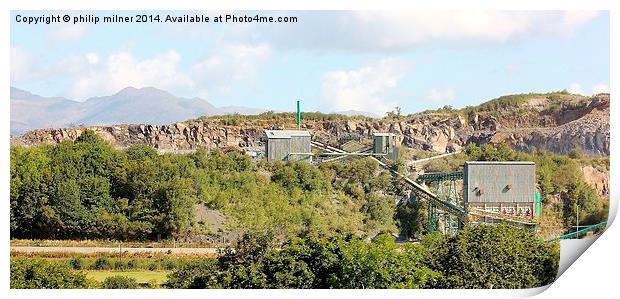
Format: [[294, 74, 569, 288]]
[[92, 257, 113, 270], [146, 279, 160, 289], [160, 258, 177, 270], [11, 259, 89, 289], [127, 259, 138, 269], [166, 259, 219, 288], [147, 262, 160, 271], [101, 275, 139, 289], [69, 257, 84, 270], [114, 260, 127, 270]]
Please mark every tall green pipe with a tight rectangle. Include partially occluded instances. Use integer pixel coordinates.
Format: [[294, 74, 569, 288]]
[[535, 193, 541, 218], [296, 100, 301, 129]]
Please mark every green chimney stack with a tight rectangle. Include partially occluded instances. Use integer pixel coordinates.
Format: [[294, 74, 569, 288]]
[[296, 100, 301, 129]]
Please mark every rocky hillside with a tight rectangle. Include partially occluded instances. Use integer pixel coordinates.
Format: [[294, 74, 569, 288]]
[[11, 92, 610, 157]]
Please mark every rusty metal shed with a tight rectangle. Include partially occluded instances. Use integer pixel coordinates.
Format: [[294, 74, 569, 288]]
[[264, 130, 311, 161]]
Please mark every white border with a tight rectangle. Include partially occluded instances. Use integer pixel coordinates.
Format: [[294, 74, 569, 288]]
[[3, 1, 618, 299]]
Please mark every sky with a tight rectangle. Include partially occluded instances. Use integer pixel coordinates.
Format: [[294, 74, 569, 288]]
[[10, 10, 610, 115]]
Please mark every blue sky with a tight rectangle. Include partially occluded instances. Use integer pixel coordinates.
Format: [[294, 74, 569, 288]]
[[11, 10, 609, 115]]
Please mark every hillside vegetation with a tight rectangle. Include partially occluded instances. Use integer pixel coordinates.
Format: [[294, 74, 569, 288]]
[[10, 130, 582, 289], [11, 130, 401, 241], [11, 129, 607, 242], [416, 90, 588, 116]]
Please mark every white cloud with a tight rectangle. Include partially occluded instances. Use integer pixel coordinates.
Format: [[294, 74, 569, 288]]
[[85, 53, 99, 65], [425, 88, 456, 104], [321, 58, 407, 114], [559, 11, 601, 36], [567, 83, 610, 96], [11, 42, 273, 100], [10, 46, 30, 82], [192, 43, 272, 95], [567, 83, 583, 95], [69, 50, 194, 99], [256, 11, 600, 52], [592, 83, 609, 94], [48, 23, 89, 42]]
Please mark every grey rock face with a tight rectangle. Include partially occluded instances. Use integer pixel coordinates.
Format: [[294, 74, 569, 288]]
[[11, 94, 610, 157]]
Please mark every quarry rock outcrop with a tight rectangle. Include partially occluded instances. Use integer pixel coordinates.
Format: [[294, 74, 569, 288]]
[[11, 94, 610, 157]]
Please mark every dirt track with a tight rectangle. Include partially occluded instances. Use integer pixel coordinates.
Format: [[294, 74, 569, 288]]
[[11, 246, 220, 255]]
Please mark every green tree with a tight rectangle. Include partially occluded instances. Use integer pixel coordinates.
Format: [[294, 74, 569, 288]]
[[168, 233, 437, 289], [421, 224, 559, 288], [395, 200, 421, 239], [11, 259, 89, 289]]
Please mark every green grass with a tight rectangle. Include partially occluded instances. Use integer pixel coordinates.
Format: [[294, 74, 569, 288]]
[[86, 270, 170, 284]]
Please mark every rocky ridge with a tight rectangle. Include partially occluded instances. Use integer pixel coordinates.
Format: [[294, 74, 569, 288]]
[[11, 93, 610, 157]]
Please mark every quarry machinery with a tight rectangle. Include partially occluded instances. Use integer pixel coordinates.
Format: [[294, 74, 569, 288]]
[[264, 126, 539, 234]]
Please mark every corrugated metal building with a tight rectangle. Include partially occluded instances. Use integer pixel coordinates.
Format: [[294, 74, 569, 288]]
[[372, 133, 399, 160], [264, 130, 311, 161], [464, 161, 536, 218]]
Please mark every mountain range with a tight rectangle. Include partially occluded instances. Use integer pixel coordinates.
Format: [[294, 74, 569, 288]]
[[10, 87, 381, 136], [9, 87, 267, 135]]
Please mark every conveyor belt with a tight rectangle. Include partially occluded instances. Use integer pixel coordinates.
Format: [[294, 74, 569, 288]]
[[312, 141, 466, 218], [369, 157, 467, 218], [417, 171, 463, 182], [313, 141, 537, 225]]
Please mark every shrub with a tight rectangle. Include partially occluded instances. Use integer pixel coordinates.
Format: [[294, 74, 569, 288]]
[[127, 259, 138, 269], [101, 275, 139, 289], [146, 279, 160, 289], [69, 257, 84, 270], [160, 258, 177, 270], [166, 260, 219, 288], [114, 260, 127, 270], [147, 262, 160, 271], [92, 257, 113, 270], [11, 259, 89, 289]]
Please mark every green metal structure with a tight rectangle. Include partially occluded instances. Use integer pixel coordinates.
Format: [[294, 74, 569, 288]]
[[547, 221, 607, 241], [535, 193, 542, 218], [296, 100, 301, 129], [418, 171, 463, 182], [422, 171, 463, 235]]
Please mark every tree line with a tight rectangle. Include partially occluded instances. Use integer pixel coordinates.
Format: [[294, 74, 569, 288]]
[[11, 130, 404, 241], [11, 224, 559, 289]]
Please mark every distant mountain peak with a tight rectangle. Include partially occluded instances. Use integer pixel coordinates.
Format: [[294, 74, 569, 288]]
[[113, 86, 173, 98], [10, 86, 266, 135], [115, 86, 138, 93], [10, 87, 34, 98]]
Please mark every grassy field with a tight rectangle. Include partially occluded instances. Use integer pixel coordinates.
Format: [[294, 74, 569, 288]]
[[86, 270, 170, 284]]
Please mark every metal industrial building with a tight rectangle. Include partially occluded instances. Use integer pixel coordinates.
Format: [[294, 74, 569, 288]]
[[264, 130, 312, 161], [463, 161, 537, 219], [372, 132, 399, 160]]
